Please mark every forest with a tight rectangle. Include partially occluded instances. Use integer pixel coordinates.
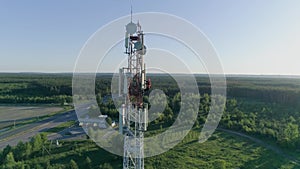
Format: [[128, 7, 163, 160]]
[[0, 73, 72, 104], [0, 73, 300, 168]]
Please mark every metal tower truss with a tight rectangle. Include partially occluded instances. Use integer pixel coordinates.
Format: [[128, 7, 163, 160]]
[[119, 20, 150, 169]]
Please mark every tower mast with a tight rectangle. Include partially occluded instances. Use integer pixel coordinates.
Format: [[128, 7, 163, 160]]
[[119, 13, 151, 169]]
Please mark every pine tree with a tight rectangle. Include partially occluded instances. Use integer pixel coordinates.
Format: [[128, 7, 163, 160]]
[[99, 163, 113, 169], [24, 142, 32, 159], [69, 159, 79, 169], [4, 152, 16, 168], [14, 141, 26, 161], [85, 156, 92, 169], [31, 134, 42, 152]]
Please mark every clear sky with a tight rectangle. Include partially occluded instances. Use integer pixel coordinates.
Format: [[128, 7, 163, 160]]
[[0, 0, 299, 75]]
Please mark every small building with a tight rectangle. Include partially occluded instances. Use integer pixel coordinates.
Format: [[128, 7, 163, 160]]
[[78, 114, 108, 129]]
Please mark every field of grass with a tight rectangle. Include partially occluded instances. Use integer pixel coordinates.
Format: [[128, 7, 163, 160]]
[[0, 106, 66, 130], [45, 121, 76, 134], [0, 106, 64, 122], [144, 129, 296, 169]]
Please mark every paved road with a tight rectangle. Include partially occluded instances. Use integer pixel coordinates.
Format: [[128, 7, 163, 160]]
[[0, 110, 76, 149]]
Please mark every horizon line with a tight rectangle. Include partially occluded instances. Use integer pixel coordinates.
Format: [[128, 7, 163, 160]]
[[0, 71, 300, 77]]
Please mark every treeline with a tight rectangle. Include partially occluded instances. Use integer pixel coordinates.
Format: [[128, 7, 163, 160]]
[[0, 73, 72, 105], [195, 91, 300, 149], [194, 76, 300, 108], [220, 98, 300, 149], [2, 73, 300, 108], [152, 75, 300, 109], [92, 74, 300, 149], [0, 133, 49, 169], [0, 95, 72, 105], [227, 87, 300, 108], [226, 76, 300, 108]]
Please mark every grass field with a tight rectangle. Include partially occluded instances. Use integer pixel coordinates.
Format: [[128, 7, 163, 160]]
[[0, 106, 63, 122], [144, 129, 296, 169], [0, 106, 65, 129], [44, 121, 76, 134]]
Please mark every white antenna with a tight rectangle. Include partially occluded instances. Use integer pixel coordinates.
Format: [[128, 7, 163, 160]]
[[130, 0, 133, 22]]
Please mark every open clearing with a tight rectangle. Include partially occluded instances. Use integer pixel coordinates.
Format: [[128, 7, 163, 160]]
[[0, 106, 63, 122]]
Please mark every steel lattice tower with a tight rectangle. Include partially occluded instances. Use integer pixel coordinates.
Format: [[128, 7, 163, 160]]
[[119, 20, 151, 169]]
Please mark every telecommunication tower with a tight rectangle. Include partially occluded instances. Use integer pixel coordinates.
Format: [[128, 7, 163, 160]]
[[118, 15, 151, 169]]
